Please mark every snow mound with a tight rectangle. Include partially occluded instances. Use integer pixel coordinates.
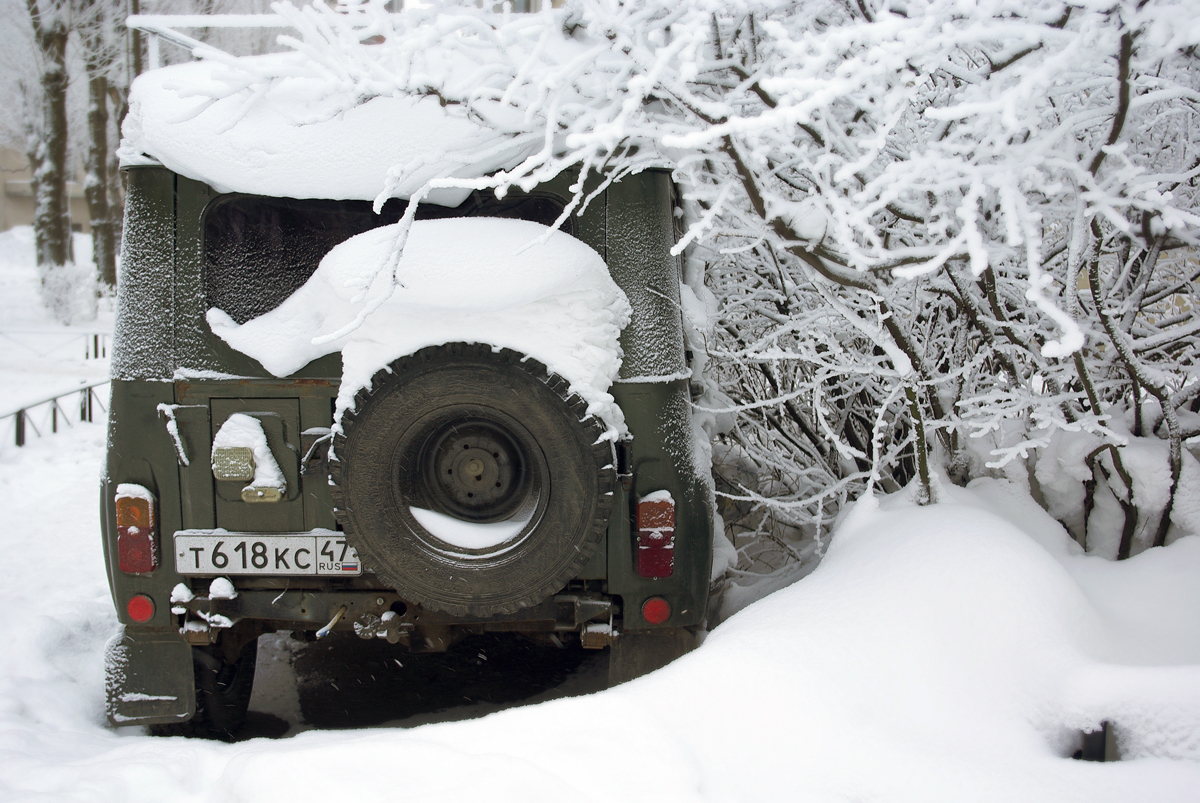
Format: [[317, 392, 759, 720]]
[[208, 217, 631, 437], [2, 423, 1200, 799], [118, 52, 533, 206]]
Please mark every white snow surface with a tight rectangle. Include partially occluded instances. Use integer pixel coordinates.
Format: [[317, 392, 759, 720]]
[[0, 227, 111, 414], [207, 577, 238, 601], [208, 217, 631, 438], [640, 489, 675, 505], [2, 422, 1200, 800], [2, 247, 1199, 801], [118, 51, 540, 206], [114, 483, 154, 503], [118, 52, 533, 206], [410, 505, 532, 552]]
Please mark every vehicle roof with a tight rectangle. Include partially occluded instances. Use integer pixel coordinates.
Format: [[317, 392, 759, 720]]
[[117, 52, 533, 207]]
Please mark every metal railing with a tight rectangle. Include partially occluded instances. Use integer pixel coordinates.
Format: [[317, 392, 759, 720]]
[[2, 381, 109, 447], [0, 331, 109, 361]]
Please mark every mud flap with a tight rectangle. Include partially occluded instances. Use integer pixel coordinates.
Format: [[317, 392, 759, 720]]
[[105, 629, 197, 726], [607, 627, 698, 686]]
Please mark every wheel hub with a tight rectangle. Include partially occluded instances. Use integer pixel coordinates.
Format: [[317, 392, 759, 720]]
[[426, 423, 528, 522]]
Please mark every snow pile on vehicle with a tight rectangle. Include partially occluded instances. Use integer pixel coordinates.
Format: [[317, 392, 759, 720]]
[[211, 413, 287, 496], [117, 52, 533, 206], [207, 217, 631, 438]]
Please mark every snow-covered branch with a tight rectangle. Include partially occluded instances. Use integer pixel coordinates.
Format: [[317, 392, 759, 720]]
[[167, 0, 1200, 557]]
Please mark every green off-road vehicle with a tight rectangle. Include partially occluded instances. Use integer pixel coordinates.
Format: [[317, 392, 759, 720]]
[[103, 41, 715, 738]]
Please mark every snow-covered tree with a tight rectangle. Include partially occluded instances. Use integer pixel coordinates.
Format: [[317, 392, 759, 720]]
[[21, 0, 75, 304], [74, 0, 128, 290], [152, 0, 1200, 564]]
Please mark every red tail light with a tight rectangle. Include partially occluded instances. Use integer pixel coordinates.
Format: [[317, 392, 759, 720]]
[[636, 492, 675, 578], [126, 594, 155, 623], [116, 485, 159, 574], [642, 596, 671, 625]]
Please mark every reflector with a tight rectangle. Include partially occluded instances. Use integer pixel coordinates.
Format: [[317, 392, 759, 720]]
[[636, 495, 675, 578], [126, 594, 155, 623], [641, 596, 671, 625], [116, 486, 159, 573]]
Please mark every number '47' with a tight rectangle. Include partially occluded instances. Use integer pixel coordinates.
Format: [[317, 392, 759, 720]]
[[321, 539, 349, 563]]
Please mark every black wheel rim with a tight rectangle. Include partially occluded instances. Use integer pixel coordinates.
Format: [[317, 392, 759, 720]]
[[425, 420, 530, 522], [392, 406, 548, 559]]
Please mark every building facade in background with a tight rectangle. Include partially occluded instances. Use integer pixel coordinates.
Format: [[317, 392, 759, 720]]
[[0, 147, 89, 233]]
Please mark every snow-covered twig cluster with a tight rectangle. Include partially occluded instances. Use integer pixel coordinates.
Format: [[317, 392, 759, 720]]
[[194, 0, 1200, 563]]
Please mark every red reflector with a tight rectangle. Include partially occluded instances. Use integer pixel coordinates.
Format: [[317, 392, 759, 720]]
[[118, 527, 159, 573], [642, 597, 671, 625], [636, 494, 675, 579], [126, 594, 155, 623], [116, 487, 158, 574]]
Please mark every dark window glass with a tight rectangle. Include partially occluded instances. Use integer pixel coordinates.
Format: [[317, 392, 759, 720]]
[[203, 193, 571, 324]]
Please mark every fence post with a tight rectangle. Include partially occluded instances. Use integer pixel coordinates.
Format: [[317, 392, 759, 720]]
[[52, 403, 57, 433], [15, 409, 24, 447]]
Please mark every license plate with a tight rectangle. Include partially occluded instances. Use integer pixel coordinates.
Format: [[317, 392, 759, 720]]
[[174, 530, 362, 576]]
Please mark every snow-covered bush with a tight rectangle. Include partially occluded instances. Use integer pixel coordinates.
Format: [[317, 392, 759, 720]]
[[178, 0, 1200, 565]]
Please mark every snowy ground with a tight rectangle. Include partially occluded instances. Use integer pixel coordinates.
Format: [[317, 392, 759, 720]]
[[0, 231, 1198, 801], [0, 227, 112, 417]]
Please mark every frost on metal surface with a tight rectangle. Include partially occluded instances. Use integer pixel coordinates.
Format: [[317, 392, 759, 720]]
[[606, 184, 686, 382], [102, 633, 130, 724], [111, 175, 175, 381]]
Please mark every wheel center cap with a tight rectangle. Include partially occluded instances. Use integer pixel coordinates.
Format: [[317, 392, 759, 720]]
[[450, 447, 500, 490]]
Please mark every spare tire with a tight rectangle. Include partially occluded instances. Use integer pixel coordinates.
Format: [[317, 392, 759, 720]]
[[329, 343, 615, 617]]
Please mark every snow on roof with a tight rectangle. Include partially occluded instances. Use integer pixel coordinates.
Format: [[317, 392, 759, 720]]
[[207, 216, 631, 438], [117, 52, 533, 205]]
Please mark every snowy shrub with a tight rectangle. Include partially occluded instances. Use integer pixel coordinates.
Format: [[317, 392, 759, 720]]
[[38, 258, 97, 325], [182, 0, 1200, 567]]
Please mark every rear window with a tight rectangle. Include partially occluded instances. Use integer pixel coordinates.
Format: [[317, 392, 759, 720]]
[[204, 193, 571, 324]]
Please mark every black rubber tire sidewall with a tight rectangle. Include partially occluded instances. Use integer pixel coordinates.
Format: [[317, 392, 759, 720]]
[[199, 641, 257, 739], [148, 640, 257, 741], [331, 344, 614, 617]]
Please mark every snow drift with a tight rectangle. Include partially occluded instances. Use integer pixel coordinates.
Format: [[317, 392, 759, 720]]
[[2, 416, 1199, 801]]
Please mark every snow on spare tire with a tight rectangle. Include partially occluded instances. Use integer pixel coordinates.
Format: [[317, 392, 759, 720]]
[[207, 217, 633, 616]]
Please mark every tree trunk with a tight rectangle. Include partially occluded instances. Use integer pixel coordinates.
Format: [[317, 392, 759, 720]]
[[83, 29, 116, 288], [28, 1, 71, 273], [24, 135, 46, 268], [107, 132, 123, 263], [129, 0, 143, 78]]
